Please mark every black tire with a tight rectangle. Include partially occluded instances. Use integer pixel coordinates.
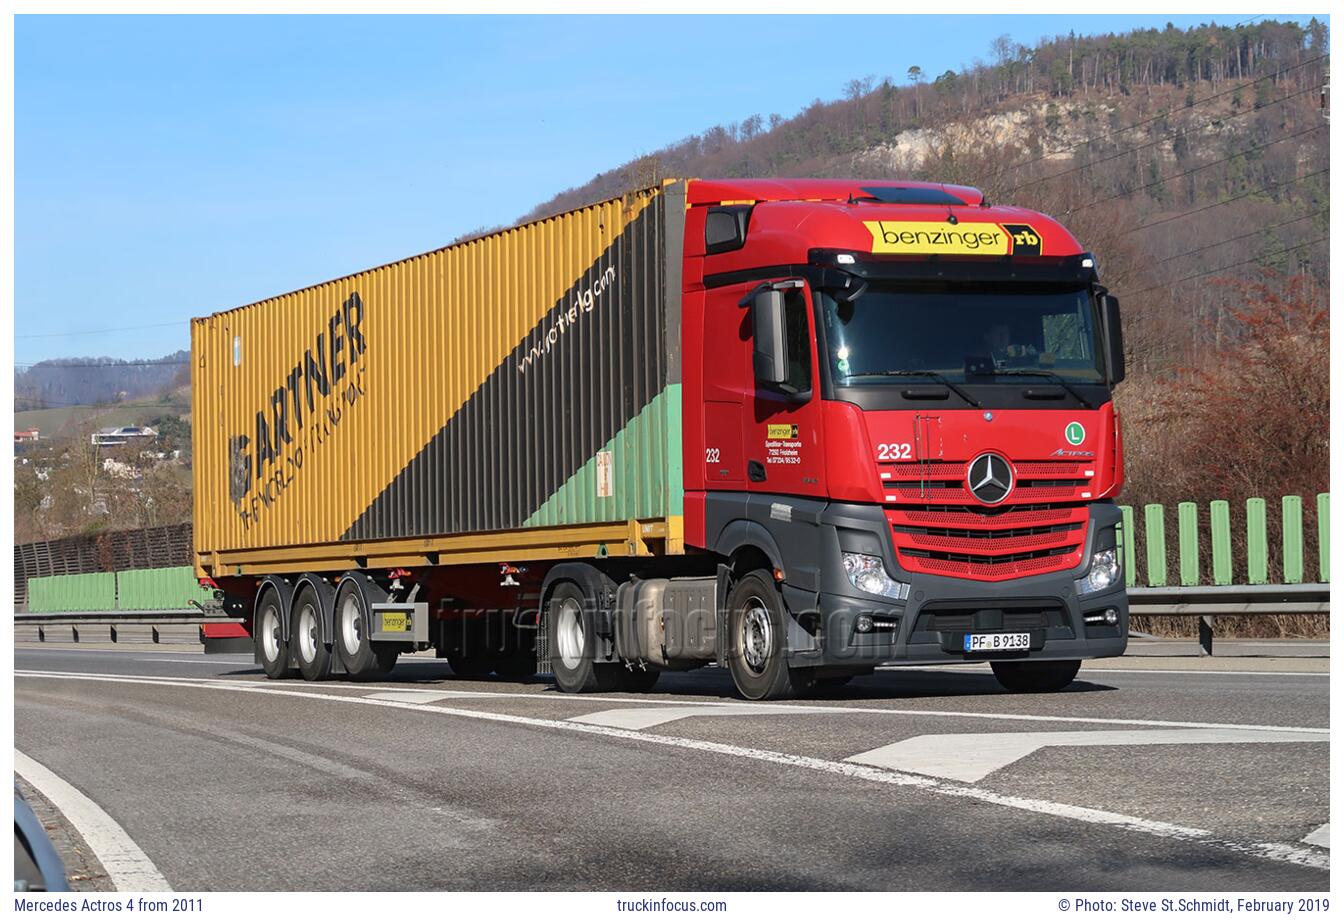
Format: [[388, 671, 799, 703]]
[[547, 582, 620, 693], [991, 659, 1081, 692], [253, 589, 293, 680], [448, 656, 494, 679], [333, 577, 398, 680], [616, 668, 660, 693], [291, 585, 333, 681], [726, 570, 809, 701]]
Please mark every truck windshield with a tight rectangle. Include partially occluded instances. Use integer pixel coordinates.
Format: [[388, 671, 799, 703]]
[[820, 283, 1105, 385]]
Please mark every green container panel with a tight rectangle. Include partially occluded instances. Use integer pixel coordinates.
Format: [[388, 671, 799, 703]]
[[27, 572, 116, 613], [116, 566, 215, 611]]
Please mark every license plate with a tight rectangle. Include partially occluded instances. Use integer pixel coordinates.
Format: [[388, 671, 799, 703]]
[[380, 611, 410, 632], [963, 632, 1030, 652]]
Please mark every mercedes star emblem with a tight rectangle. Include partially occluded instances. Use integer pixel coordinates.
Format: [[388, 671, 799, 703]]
[[967, 452, 1013, 504]]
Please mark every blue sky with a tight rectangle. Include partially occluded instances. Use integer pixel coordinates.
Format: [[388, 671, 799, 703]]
[[15, 13, 1323, 364]]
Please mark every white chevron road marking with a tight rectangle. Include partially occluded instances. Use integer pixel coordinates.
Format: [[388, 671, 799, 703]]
[[847, 728, 1327, 783]]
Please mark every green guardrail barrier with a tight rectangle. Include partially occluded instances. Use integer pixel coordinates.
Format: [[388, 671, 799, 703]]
[[115, 566, 215, 611], [1118, 492, 1330, 588], [27, 572, 117, 612], [26, 566, 212, 612]]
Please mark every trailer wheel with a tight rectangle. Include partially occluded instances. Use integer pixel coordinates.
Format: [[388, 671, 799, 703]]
[[254, 589, 292, 680], [291, 585, 333, 681], [990, 659, 1081, 693], [546, 582, 619, 693], [334, 578, 398, 680], [726, 570, 809, 701]]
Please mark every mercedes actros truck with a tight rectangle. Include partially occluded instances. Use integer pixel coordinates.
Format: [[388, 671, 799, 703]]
[[193, 178, 1127, 700]]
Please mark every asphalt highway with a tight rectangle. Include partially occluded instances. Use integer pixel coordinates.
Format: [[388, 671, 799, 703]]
[[14, 645, 1330, 891]]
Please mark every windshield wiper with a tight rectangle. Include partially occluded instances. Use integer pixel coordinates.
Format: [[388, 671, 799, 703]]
[[983, 369, 1094, 409], [856, 370, 981, 408]]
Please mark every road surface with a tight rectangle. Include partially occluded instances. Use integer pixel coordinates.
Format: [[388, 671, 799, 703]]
[[14, 644, 1329, 891]]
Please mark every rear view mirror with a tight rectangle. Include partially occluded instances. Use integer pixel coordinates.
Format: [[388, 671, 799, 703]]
[[1099, 293, 1125, 385], [751, 289, 788, 386]]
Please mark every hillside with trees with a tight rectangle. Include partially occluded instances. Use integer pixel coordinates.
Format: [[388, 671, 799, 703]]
[[527, 17, 1330, 600]]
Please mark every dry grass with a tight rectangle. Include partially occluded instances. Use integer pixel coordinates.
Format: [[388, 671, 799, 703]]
[[1130, 613, 1328, 639]]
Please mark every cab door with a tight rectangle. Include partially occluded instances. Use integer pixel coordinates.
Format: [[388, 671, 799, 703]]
[[744, 279, 825, 499]]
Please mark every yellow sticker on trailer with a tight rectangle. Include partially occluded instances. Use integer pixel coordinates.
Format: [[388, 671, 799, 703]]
[[381, 611, 410, 632]]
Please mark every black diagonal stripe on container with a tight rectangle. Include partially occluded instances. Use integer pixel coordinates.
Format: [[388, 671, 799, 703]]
[[342, 196, 667, 542]]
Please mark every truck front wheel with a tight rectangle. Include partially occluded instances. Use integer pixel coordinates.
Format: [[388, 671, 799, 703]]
[[726, 571, 809, 701], [990, 659, 1081, 692]]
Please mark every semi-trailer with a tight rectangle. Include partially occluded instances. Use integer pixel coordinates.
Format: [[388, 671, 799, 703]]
[[192, 178, 1128, 700]]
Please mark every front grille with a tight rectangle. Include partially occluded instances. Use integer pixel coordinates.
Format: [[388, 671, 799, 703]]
[[882, 458, 1090, 581]]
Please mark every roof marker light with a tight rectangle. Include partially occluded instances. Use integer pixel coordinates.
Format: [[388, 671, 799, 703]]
[[837, 253, 856, 265]]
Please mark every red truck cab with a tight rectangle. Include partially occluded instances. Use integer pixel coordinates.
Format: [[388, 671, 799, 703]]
[[678, 179, 1127, 696]]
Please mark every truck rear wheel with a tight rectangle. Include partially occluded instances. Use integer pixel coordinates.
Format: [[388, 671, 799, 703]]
[[726, 571, 809, 701], [334, 578, 398, 680], [254, 590, 292, 680], [291, 585, 333, 681], [547, 582, 620, 693], [991, 659, 1081, 692]]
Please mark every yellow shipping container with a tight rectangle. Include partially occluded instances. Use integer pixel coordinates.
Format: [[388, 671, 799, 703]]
[[193, 183, 686, 577]]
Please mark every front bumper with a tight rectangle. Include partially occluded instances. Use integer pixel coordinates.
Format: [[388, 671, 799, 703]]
[[787, 501, 1128, 668]]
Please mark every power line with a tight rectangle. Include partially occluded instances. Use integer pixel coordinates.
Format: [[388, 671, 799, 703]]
[[1006, 83, 1322, 194], [1121, 166, 1329, 233], [1126, 236, 1327, 297], [16, 320, 188, 339], [1156, 209, 1329, 264], [1001, 54, 1326, 176], [1071, 122, 1326, 212]]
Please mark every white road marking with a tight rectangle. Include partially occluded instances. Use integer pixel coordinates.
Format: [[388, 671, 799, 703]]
[[1303, 823, 1330, 848], [14, 749, 173, 891], [1081, 668, 1329, 678], [364, 689, 505, 704], [16, 666, 1329, 734], [14, 670, 1328, 871], [876, 664, 1331, 679], [847, 728, 1326, 783], [571, 704, 779, 729], [134, 657, 253, 664]]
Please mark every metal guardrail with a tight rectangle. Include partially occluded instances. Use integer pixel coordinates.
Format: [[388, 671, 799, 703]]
[[14, 586, 1329, 658], [1127, 583, 1329, 655], [14, 609, 244, 645]]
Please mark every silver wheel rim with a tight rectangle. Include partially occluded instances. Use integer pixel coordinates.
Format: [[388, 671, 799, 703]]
[[340, 593, 363, 654], [741, 597, 772, 674], [297, 602, 318, 663], [260, 604, 280, 662], [555, 598, 584, 671]]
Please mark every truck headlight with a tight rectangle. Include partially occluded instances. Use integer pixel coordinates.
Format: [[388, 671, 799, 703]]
[[841, 552, 910, 601], [1075, 547, 1121, 595]]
